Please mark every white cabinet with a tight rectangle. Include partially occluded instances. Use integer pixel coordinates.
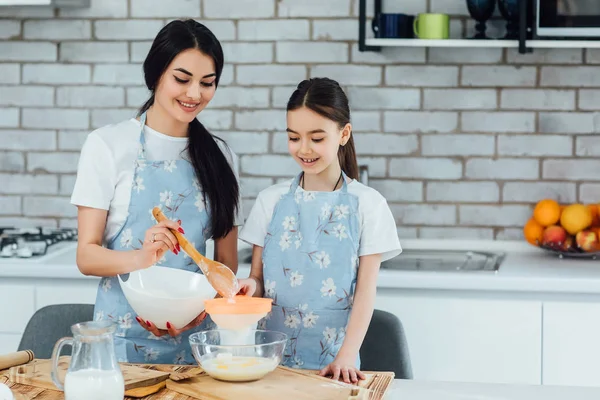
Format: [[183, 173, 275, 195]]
[[375, 293, 542, 385], [543, 301, 600, 387]]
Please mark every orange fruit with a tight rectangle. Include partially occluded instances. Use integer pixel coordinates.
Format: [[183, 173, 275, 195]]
[[560, 204, 593, 235], [523, 218, 544, 246], [533, 199, 561, 227]]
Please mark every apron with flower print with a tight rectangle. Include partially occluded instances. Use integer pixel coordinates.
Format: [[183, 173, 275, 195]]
[[93, 112, 217, 364], [260, 172, 361, 370]]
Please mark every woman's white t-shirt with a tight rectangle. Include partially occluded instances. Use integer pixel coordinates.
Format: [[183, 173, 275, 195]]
[[239, 179, 402, 262], [70, 118, 244, 243]]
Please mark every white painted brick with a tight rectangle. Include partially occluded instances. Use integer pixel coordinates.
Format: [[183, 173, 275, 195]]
[[127, 87, 151, 108], [424, 89, 496, 110], [278, 0, 349, 17], [220, 65, 234, 86], [0, 86, 53, 107], [369, 180, 423, 202], [390, 158, 462, 180], [420, 227, 494, 240], [58, 130, 89, 151], [27, 152, 80, 173], [0, 20, 20, 39], [354, 0, 426, 15], [24, 196, 75, 218], [0, 6, 53, 18], [501, 89, 575, 110], [198, 110, 233, 130], [0, 130, 55, 151], [579, 90, 600, 111], [541, 67, 600, 87], [241, 155, 299, 176], [59, 175, 76, 196], [397, 227, 418, 239], [539, 113, 598, 134], [0, 217, 56, 228], [354, 134, 418, 155], [59, 218, 78, 228], [390, 204, 456, 226], [313, 19, 357, 41], [239, 20, 308, 41], [347, 88, 420, 110], [576, 136, 600, 156], [0, 108, 19, 128], [211, 87, 270, 108], [131, 0, 200, 17], [61, 42, 128, 63], [448, 19, 465, 39], [427, 182, 499, 203], [499, 135, 572, 157], [459, 205, 532, 227], [311, 65, 381, 86], [271, 86, 295, 108], [461, 66, 536, 87], [462, 112, 535, 133], [0, 152, 24, 172], [235, 110, 284, 131], [95, 20, 164, 40], [271, 133, 289, 153], [205, 0, 275, 18], [223, 43, 273, 63], [507, 48, 582, 64], [586, 49, 600, 64], [24, 20, 90, 40], [276, 42, 348, 63], [93, 64, 144, 85], [0, 42, 56, 62], [0, 173, 58, 195], [466, 159, 539, 180], [429, 48, 502, 64], [503, 182, 577, 204], [356, 157, 386, 177], [384, 111, 457, 133], [213, 132, 269, 154], [59, 0, 127, 18], [430, 0, 470, 15], [580, 184, 600, 203], [0, 64, 19, 84], [187, 20, 234, 41], [240, 177, 273, 198], [386, 66, 458, 87], [22, 109, 89, 130], [57, 86, 124, 108], [422, 134, 494, 156], [237, 65, 306, 85], [351, 111, 380, 132], [0, 196, 20, 215], [130, 41, 152, 63], [351, 47, 426, 64], [91, 109, 136, 129], [23, 64, 90, 85]]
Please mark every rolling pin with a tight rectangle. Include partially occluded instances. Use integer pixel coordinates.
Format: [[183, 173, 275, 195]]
[[0, 350, 34, 371]]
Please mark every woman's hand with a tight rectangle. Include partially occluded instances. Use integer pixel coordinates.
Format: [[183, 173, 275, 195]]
[[318, 354, 366, 384], [237, 277, 257, 296], [135, 311, 207, 337], [133, 219, 184, 270]]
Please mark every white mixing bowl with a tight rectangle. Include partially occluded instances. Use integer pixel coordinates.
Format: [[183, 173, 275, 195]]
[[118, 266, 217, 330]]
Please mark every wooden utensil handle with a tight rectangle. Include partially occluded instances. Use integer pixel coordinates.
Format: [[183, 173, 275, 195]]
[[0, 350, 34, 370]]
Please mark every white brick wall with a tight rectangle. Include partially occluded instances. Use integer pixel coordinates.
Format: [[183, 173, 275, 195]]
[[0, 0, 597, 238]]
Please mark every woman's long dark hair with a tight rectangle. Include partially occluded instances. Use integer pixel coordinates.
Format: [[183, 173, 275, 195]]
[[139, 19, 239, 239], [286, 78, 359, 180]]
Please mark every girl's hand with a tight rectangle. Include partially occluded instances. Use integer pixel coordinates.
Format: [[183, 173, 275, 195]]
[[134, 219, 184, 270], [135, 311, 207, 337], [237, 278, 257, 296], [318, 354, 366, 384]]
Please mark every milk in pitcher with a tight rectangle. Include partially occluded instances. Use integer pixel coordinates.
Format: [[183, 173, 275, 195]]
[[64, 369, 124, 400]]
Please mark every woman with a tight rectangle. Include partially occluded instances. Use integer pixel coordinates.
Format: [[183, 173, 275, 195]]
[[70, 19, 242, 364]]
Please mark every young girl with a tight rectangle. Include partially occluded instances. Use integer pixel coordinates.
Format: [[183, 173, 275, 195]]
[[71, 20, 242, 364], [238, 78, 401, 383]]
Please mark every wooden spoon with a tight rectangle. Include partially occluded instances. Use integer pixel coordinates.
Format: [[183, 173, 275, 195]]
[[152, 207, 239, 299]]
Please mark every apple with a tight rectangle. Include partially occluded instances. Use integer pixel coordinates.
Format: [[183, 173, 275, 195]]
[[560, 235, 576, 252], [576, 230, 600, 252], [542, 225, 567, 250]]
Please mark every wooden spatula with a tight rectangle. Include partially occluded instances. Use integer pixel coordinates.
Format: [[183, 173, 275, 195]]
[[152, 207, 239, 298]]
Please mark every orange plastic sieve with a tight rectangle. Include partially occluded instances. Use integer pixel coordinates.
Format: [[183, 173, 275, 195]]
[[205, 296, 273, 315]]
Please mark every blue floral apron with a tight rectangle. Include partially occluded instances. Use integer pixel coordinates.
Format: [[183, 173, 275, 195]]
[[260, 172, 361, 370], [93, 112, 216, 364]]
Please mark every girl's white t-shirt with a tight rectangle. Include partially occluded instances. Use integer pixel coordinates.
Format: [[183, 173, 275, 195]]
[[239, 179, 402, 262], [70, 118, 244, 243]]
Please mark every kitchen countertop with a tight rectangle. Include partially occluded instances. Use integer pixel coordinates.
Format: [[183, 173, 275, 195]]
[[2, 239, 600, 295]]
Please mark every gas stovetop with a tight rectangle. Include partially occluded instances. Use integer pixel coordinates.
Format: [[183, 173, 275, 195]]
[[0, 227, 78, 259]]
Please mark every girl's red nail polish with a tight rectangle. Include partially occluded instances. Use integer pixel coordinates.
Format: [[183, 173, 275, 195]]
[[135, 316, 142, 323], [176, 244, 181, 252], [146, 320, 151, 326], [178, 227, 185, 234], [166, 322, 172, 329], [177, 220, 181, 225]]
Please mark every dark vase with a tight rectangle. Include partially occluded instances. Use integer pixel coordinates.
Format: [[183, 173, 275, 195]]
[[497, 0, 520, 39], [466, 0, 496, 39]]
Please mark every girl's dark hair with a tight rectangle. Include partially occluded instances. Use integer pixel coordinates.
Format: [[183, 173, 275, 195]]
[[286, 78, 359, 180], [139, 19, 239, 239]]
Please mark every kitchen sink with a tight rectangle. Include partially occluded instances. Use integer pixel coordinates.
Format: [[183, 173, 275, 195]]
[[380, 249, 505, 272]]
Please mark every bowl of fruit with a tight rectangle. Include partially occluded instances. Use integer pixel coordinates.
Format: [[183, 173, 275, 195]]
[[524, 199, 600, 259]]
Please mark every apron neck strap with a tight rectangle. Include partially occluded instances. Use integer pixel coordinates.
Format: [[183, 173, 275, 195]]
[[137, 112, 147, 160], [289, 170, 350, 194]]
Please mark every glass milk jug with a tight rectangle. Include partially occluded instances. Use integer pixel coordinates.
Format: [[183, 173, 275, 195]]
[[50, 320, 124, 400]]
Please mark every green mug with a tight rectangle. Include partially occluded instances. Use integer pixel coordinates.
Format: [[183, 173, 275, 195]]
[[413, 13, 449, 39]]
